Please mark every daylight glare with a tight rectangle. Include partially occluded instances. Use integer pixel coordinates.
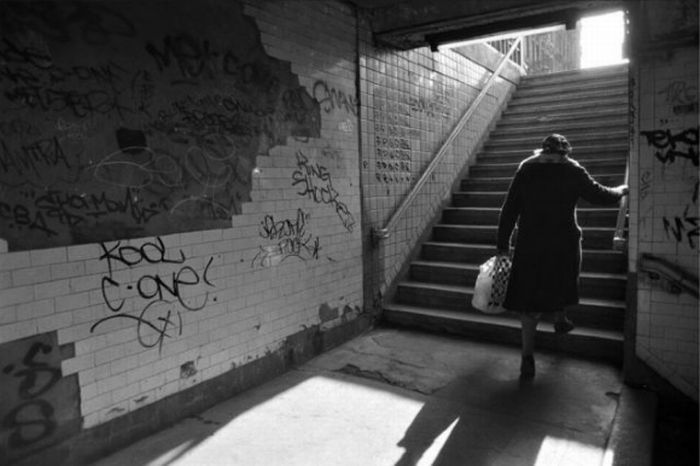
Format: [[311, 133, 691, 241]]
[[580, 11, 628, 68]]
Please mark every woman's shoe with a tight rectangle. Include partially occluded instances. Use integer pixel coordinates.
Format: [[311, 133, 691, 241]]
[[520, 355, 535, 379], [554, 318, 574, 334]]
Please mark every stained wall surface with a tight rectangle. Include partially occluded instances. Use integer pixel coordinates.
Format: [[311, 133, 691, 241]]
[[628, 0, 699, 400], [0, 1, 363, 462], [0, 1, 515, 463], [358, 23, 519, 307]]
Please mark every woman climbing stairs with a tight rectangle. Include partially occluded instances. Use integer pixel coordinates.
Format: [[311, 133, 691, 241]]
[[382, 63, 629, 365]]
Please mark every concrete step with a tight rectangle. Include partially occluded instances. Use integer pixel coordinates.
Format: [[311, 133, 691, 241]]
[[442, 206, 619, 228], [450, 191, 624, 209], [409, 260, 627, 302], [432, 224, 618, 249], [515, 74, 628, 97], [391, 283, 626, 333], [460, 173, 625, 192], [497, 107, 627, 127], [484, 130, 628, 149], [383, 63, 631, 367], [509, 86, 628, 107], [476, 148, 628, 164], [518, 64, 628, 88], [503, 96, 628, 115], [476, 142, 628, 159], [469, 158, 626, 177], [420, 242, 627, 274], [382, 304, 624, 365], [490, 120, 628, 139]]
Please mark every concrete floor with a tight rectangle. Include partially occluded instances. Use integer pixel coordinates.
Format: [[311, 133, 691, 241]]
[[92, 329, 635, 466]]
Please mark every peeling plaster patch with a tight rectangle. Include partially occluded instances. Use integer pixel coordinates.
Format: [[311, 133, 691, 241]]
[[336, 363, 436, 395], [319, 303, 339, 322], [180, 361, 197, 379], [341, 304, 361, 323]]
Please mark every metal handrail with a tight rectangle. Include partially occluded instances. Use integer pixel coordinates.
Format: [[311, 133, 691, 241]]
[[613, 162, 630, 251], [371, 36, 523, 243], [639, 253, 699, 298]]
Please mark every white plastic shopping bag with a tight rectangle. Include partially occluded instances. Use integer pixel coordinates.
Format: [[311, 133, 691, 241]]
[[471, 255, 511, 314]]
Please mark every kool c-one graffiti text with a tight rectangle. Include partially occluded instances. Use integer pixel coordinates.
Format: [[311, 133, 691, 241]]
[[91, 236, 215, 351]]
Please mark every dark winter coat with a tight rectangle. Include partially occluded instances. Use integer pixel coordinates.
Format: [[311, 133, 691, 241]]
[[496, 154, 623, 312]]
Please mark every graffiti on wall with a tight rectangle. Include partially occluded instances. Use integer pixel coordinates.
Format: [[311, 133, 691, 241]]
[[372, 90, 413, 184], [658, 80, 699, 115], [313, 80, 358, 116], [662, 204, 699, 249], [0, 332, 80, 464], [90, 236, 216, 351], [640, 127, 698, 166], [0, 0, 321, 251], [252, 208, 321, 267], [370, 79, 453, 185], [292, 150, 355, 232], [640, 126, 699, 249], [661, 180, 699, 249], [640, 170, 653, 201]]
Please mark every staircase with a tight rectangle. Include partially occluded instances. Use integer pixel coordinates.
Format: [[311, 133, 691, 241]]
[[382, 64, 629, 365]]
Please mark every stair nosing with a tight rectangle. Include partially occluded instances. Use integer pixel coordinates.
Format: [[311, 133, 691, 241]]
[[422, 241, 626, 254], [395, 282, 627, 308], [444, 206, 621, 213], [383, 304, 625, 340], [410, 260, 627, 281], [471, 158, 627, 167]]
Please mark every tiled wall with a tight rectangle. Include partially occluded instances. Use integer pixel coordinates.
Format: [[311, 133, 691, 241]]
[[0, 1, 362, 462], [630, 44, 699, 400], [0, 1, 519, 461], [358, 24, 519, 305]]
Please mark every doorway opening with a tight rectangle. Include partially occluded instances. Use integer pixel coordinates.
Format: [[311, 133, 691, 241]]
[[580, 10, 628, 69]]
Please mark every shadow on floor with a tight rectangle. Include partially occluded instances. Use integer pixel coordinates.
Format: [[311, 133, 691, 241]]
[[93, 330, 624, 466]]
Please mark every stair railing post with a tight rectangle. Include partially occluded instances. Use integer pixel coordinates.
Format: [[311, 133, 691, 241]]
[[372, 36, 523, 246], [613, 161, 629, 251]]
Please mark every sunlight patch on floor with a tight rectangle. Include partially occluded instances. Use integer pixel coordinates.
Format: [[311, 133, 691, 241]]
[[416, 418, 460, 466], [145, 441, 195, 466], [535, 435, 607, 466], [165, 374, 425, 465]]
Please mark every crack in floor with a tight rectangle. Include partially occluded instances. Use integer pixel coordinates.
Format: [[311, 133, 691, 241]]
[[335, 363, 435, 395]]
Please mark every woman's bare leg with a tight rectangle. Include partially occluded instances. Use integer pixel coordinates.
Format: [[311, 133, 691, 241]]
[[520, 312, 539, 379], [554, 309, 574, 334], [521, 312, 539, 356]]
